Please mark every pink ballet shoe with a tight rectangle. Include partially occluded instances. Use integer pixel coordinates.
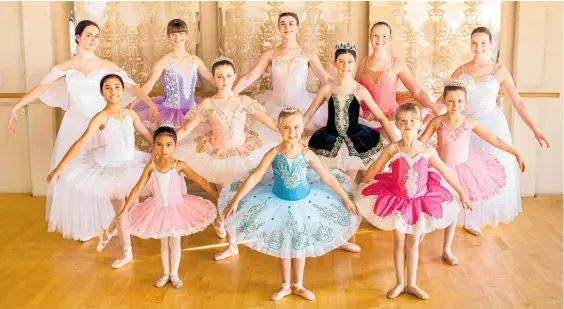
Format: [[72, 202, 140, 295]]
[[292, 283, 315, 301], [212, 221, 227, 239], [465, 226, 482, 236], [111, 248, 133, 269], [271, 283, 292, 301], [406, 285, 429, 300], [96, 229, 115, 252], [214, 245, 239, 261], [386, 284, 405, 299], [339, 242, 361, 253], [154, 275, 170, 288], [170, 275, 183, 289]]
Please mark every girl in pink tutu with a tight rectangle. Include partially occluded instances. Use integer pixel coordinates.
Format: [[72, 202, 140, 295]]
[[116, 126, 218, 289], [134, 19, 215, 129], [355, 103, 471, 300], [419, 79, 525, 265]]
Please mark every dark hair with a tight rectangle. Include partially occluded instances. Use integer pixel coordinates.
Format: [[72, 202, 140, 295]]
[[167, 19, 188, 36], [396, 103, 421, 121], [335, 48, 356, 61], [153, 126, 178, 143], [212, 60, 235, 75], [471, 26, 492, 41], [278, 12, 299, 26], [75, 20, 100, 45], [99, 74, 125, 92], [443, 85, 467, 99], [370, 21, 392, 36]]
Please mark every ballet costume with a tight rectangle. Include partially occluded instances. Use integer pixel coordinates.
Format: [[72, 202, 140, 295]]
[[308, 93, 384, 171], [254, 49, 327, 131], [173, 98, 281, 185], [218, 150, 361, 258], [459, 65, 521, 226], [355, 152, 459, 234], [134, 59, 200, 129], [435, 120, 507, 228], [128, 160, 217, 238], [40, 60, 138, 241]]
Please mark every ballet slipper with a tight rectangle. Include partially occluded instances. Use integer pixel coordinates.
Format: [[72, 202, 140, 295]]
[[271, 283, 292, 301], [386, 284, 405, 299], [212, 220, 227, 239], [292, 283, 315, 301], [465, 226, 481, 236], [96, 228, 115, 252], [214, 245, 239, 261], [442, 250, 459, 265], [170, 275, 183, 289], [339, 242, 361, 253], [406, 285, 429, 300], [111, 248, 133, 269], [154, 275, 170, 288]]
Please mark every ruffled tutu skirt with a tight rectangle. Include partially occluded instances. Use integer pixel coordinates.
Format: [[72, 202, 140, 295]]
[[128, 194, 217, 239], [174, 124, 281, 184], [134, 97, 200, 130], [63, 146, 149, 199], [218, 168, 361, 259], [355, 169, 460, 235]]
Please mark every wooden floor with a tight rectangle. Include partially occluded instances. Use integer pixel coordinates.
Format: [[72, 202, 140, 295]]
[[0, 194, 561, 309]]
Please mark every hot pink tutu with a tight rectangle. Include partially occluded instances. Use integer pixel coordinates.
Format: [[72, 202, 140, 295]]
[[355, 153, 460, 235], [128, 161, 216, 239]]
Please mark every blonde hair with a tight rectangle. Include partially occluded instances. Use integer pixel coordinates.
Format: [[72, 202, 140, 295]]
[[396, 103, 421, 120], [278, 107, 303, 124]]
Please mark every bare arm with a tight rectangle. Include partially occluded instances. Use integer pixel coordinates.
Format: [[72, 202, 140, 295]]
[[498, 66, 549, 147], [178, 161, 218, 200], [140, 56, 168, 94], [305, 149, 358, 215], [362, 144, 394, 183], [427, 147, 472, 210], [303, 84, 331, 125], [468, 118, 526, 172], [419, 116, 441, 143], [232, 50, 274, 94], [194, 56, 216, 89], [397, 60, 441, 115], [176, 103, 206, 141], [223, 148, 277, 217], [357, 87, 398, 143], [116, 163, 153, 218], [128, 110, 153, 146], [307, 51, 333, 85], [243, 96, 279, 132]]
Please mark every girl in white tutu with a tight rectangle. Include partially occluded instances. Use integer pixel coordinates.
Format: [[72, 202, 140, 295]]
[[116, 126, 218, 289], [222, 108, 361, 301], [47, 74, 153, 269], [174, 56, 281, 246]]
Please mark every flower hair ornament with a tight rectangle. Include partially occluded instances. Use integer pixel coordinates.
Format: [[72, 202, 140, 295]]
[[335, 42, 357, 52], [211, 55, 234, 67]]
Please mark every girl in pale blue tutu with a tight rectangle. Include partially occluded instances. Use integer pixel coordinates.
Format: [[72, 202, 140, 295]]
[[222, 107, 361, 302]]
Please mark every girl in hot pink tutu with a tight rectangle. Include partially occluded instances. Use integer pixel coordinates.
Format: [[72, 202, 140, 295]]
[[419, 79, 525, 265], [116, 126, 218, 289], [355, 103, 471, 300]]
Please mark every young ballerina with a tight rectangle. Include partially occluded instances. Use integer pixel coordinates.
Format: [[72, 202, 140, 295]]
[[306, 42, 397, 181], [47, 74, 153, 269], [115, 126, 218, 288], [7, 20, 159, 242], [355, 103, 471, 300], [419, 80, 525, 264], [222, 107, 361, 301], [174, 56, 281, 243], [232, 12, 334, 132], [134, 19, 215, 129]]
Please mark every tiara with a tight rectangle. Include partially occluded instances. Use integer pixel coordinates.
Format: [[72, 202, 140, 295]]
[[158, 122, 175, 128], [281, 106, 298, 113], [444, 78, 467, 88], [211, 55, 234, 67], [335, 42, 356, 52]]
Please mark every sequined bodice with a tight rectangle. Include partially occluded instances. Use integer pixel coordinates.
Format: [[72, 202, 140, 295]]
[[161, 63, 198, 110], [326, 94, 362, 136], [359, 66, 399, 117], [388, 153, 430, 199], [459, 74, 501, 118], [272, 152, 310, 201], [436, 122, 471, 165], [206, 105, 249, 148], [270, 56, 309, 106]]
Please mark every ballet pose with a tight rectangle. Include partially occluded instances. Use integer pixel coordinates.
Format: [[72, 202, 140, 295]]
[[116, 126, 218, 289], [7, 20, 159, 242], [174, 56, 281, 240], [356, 21, 441, 137], [222, 107, 361, 301], [306, 42, 397, 181], [134, 19, 215, 129], [355, 103, 470, 300], [232, 12, 333, 131], [420, 80, 525, 264], [47, 74, 153, 269], [436, 26, 550, 235]]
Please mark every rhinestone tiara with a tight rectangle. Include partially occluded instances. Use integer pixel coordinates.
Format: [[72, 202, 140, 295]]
[[211, 55, 234, 67], [335, 42, 357, 52], [444, 78, 467, 88]]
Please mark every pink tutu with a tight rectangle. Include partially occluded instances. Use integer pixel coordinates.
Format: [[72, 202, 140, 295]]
[[355, 153, 460, 234], [128, 161, 216, 239]]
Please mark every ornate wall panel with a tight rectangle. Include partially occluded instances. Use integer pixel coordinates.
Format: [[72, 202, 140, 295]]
[[369, 1, 501, 93], [73, 1, 201, 92], [218, 1, 351, 92]]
